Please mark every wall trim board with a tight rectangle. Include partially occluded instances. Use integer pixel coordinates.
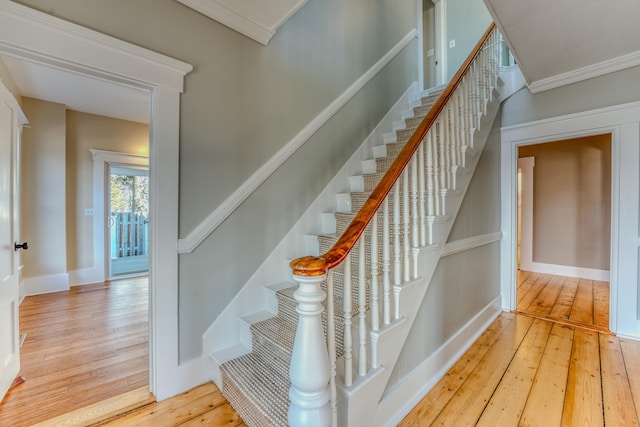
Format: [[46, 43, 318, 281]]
[[441, 231, 502, 257], [527, 262, 610, 282], [527, 50, 640, 94], [0, 1, 193, 401], [176, 0, 308, 45], [22, 273, 70, 296], [177, 28, 419, 254], [376, 295, 503, 426], [500, 100, 640, 338]]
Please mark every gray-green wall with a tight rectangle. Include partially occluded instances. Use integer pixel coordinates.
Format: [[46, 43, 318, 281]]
[[502, 65, 640, 127], [445, 0, 493, 81], [14, 0, 419, 360], [387, 107, 503, 389]]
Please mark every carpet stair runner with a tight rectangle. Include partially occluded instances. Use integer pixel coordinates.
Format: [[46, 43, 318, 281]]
[[219, 89, 444, 426]]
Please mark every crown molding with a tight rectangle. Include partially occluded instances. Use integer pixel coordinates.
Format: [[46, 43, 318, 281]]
[[528, 50, 640, 93], [176, 0, 308, 45]]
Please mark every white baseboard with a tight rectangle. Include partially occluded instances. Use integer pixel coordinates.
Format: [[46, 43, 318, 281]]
[[22, 273, 70, 296], [375, 295, 503, 427], [526, 261, 610, 281], [68, 266, 105, 286]]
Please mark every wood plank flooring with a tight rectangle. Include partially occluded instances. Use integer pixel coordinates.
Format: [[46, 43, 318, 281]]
[[0, 278, 149, 426], [516, 270, 609, 332], [399, 312, 640, 426], [50, 312, 640, 427], [3, 274, 632, 426]]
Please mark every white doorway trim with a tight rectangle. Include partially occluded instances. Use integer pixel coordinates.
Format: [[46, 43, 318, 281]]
[[0, 2, 194, 400], [500, 101, 640, 338], [433, 0, 447, 86], [517, 156, 534, 272], [90, 149, 149, 282]]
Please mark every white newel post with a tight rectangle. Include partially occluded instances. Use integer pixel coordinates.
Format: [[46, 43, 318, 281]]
[[289, 273, 331, 427]]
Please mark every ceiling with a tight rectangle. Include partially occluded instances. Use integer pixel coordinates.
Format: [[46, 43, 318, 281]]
[[1, 53, 150, 124], [484, 0, 640, 92], [4, 0, 638, 120]]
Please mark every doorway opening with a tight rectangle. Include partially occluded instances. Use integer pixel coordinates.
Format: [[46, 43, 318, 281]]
[[109, 166, 149, 279], [514, 134, 612, 332]]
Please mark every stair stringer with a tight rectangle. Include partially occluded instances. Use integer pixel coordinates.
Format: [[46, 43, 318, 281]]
[[336, 83, 504, 427]]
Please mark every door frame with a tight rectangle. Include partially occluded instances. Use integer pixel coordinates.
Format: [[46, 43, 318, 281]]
[[500, 101, 640, 338], [91, 150, 149, 281], [0, 2, 195, 400]]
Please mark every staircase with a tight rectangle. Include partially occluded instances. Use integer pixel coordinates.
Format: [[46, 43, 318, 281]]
[[219, 87, 446, 427], [218, 24, 505, 426]]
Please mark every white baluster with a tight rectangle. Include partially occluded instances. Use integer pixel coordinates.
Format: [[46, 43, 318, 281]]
[[410, 155, 419, 279], [382, 198, 391, 325], [343, 253, 353, 387], [326, 271, 337, 427], [402, 169, 410, 283], [418, 143, 426, 247], [289, 273, 331, 427], [370, 215, 379, 332], [393, 181, 401, 288], [426, 131, 435, 219], [393, 180, 402, 320], [358, 238, 367, 377]]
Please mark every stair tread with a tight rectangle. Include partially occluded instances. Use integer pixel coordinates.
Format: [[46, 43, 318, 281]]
[[221, 352, 289, 427]]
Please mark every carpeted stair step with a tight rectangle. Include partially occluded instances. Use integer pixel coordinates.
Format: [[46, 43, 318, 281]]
[[221, 352, 289, 427]]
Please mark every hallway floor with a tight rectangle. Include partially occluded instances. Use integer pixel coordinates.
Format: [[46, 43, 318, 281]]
[[515, 270, 609, 332], [0, 278, 149, 426]]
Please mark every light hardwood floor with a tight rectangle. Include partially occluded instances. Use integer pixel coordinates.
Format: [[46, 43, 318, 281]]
[[516, 270, 609, 332], [0, 278, 149, 426], [39, 312, 640, 427], [399, 312, 640, 426], [5, 276, 635, 426]]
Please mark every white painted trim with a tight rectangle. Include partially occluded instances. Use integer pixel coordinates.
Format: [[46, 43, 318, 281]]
[[68, 266, 103, 286], [517, 157, 534, 271], [527, 262, 610, 282], [176, 0, 308, 45], [90, 149, 149, 284], [501, 101, 640, 338], [434, 0, 447, 86], [528, 50, 640, 94], [22, 273, 70, 296], [177, 28, 419, 254], [441, 231, 502, 257], [377, 295, 503, 427], [203, 81, 420, 364], [0, 1, 191, 91], [0, 1, 194, 401]]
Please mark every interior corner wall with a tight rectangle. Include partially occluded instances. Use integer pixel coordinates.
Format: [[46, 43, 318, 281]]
[[386, 106, 503, 390], [65, 110, 148, 279], [20, 97, 67, 280], [0, 56, 20, 103], [445, 0, 493, 81], [518, 135, 611, 271]]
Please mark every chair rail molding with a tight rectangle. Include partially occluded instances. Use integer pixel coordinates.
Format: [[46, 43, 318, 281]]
[[176, 0, 309, 45], [177, 28, 418, 254]]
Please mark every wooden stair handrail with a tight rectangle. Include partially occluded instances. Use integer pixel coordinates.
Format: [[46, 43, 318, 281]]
[[291, 23, 496, 277]]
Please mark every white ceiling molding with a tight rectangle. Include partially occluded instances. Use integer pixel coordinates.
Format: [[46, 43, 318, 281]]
[[527, 50, 640, 94], [177, 0, 308, 45], [484, 0, 640, 93]]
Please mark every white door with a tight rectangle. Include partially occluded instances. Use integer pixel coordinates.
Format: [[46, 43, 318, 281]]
[[0, 82, 26, 401]]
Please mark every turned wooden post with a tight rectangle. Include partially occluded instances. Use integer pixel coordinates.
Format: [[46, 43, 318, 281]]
[[288, 257, 331, 427]]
